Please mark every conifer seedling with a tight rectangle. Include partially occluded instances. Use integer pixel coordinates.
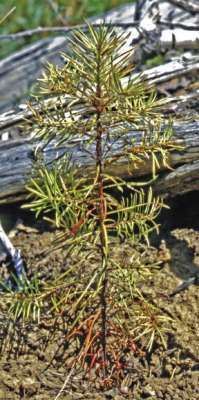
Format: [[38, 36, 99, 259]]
[[12, 24, 181, 380]]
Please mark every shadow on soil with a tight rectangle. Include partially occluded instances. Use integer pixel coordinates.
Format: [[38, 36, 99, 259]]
[[157, 190, 199, 291]]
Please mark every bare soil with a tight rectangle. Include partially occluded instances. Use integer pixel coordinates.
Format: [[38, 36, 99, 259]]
[[0, 192, 199, 400]]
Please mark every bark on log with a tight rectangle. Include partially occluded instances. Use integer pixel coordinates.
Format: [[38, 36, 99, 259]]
[[0, 120, 198, 204]]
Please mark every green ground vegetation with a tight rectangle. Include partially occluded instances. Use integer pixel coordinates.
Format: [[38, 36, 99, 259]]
[[0, 0, 133, 57]]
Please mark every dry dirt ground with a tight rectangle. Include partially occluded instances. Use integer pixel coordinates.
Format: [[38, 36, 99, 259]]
[[0, 192, 198, 400]]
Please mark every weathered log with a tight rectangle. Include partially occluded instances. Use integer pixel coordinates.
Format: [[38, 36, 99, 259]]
[[1, 51, 199, 141], [169, 0, 199, 13], [95, 0, 199, 58], [0, 36, 69, 113], [0, 120, 198, 204]]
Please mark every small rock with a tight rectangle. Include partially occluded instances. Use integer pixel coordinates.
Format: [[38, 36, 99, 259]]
[[142, 384, 156, 397]]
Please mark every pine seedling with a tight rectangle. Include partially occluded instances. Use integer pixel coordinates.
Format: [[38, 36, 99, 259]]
[[15, 24, 181, 379]]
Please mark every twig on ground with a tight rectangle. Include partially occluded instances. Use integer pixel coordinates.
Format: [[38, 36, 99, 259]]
[[54, 362, 76, 400], [0, 22, 139, 41]]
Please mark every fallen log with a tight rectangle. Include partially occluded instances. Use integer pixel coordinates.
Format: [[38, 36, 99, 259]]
[[0, 120, 198, 204], [95, 0, 199, 59], [1, 51, 199, 140]]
